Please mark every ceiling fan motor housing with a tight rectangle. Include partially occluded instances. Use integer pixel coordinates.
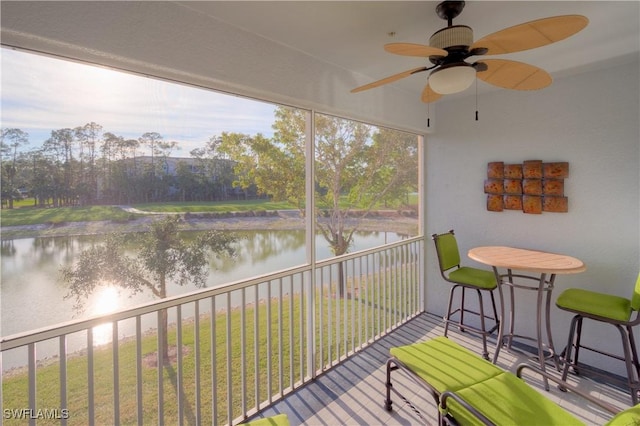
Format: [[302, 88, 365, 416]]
[[429, 25, 473, 51]]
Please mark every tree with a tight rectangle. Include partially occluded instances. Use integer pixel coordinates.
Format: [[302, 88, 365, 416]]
[[191, 136, 237, 200], [138, 132, 178, 202], [220, 107, 417, 256], [74, 122, 103, 204], [0, 128, 29, 208], [219, 108, 418, 295], [43, 128, 76, 207], [61, 216, 239, 363]]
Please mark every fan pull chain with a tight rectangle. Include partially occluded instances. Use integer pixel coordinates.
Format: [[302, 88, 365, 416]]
[[475, 78, 479, 121], [427, 102, 431, 128]]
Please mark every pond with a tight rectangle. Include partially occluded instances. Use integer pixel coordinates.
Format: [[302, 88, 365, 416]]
[[1, 229, 405, 337]]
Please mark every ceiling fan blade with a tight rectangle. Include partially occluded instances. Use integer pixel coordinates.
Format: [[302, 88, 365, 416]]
[[421, 83, 443, 103], [351, 67, 428, 93], [471, 15, 588, 55], [477, 59, 552, 90], [384, 43, 448, 58]]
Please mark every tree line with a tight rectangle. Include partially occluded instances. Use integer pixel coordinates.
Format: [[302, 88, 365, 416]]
[[1, 109, 418, 245], [0, 124, 248, 209]]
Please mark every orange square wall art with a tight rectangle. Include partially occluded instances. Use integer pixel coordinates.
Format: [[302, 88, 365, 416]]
[[484, 160, 569, 214]]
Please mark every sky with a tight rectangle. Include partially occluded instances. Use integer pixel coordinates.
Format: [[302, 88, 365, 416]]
[[0, 48, 277, 155]]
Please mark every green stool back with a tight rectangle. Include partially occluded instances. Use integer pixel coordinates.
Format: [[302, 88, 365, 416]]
[[432, 230, 499, 359]]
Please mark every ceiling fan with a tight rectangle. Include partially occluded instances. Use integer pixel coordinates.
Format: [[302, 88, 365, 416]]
[[351, 1, 588, 103]]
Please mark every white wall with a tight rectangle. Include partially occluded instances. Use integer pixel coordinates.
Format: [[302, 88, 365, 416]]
[[426, 59, 640, 374]]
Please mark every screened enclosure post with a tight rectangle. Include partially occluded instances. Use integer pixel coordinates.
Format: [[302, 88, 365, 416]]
[[418, 134, 427, 311], [305, 109, 316, 380]]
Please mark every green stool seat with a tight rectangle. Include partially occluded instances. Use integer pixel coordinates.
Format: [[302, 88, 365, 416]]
[[448, 266, 497, 290], [556, 288, 631, 322]]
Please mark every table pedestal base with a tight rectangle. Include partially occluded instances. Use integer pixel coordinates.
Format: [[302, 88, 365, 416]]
[[492, 270, 560, 390]]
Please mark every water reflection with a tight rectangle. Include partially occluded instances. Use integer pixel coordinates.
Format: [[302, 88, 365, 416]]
[[1, 229, 403, 338], [90, 286, 120, 345]]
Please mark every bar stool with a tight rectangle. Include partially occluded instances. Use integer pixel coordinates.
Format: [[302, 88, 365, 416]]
[[556, 272, 640, 405], [432, 230, 499, 360]]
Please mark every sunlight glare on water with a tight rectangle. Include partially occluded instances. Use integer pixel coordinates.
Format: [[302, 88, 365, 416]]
[[90, 285, 121, 346]]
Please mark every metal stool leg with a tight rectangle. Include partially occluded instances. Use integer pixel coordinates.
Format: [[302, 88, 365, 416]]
[[618, 325, 640, 405], [476, 289, 489, 360], [626, 325, 640, 380], [459, 287, 466, 330], [444, 285, 457, 337], [489, 291, 499, 327], [561, 315, 581, 382], [628, 326, 640, 404], [573, 316, 584, 370]]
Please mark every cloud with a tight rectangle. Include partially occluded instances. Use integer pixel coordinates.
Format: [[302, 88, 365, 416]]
[[1, 48, 277, 153]]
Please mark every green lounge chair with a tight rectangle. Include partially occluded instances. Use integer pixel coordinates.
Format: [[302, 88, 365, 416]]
[[386, 336, 626, 425]]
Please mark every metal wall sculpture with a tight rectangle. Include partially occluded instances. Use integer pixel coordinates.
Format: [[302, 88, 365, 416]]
[[484, 160, 569, 214]]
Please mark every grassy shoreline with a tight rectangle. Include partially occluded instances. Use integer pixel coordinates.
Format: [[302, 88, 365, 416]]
[[0, 203, 418, 240], [0, 200, 295, 227]]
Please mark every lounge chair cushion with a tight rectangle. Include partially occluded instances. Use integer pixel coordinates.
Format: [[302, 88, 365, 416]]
[[604, 403, 640, 425], [448, 372, 583, 425], [242, 414, 289, 426], [390, 336, 503, 394]]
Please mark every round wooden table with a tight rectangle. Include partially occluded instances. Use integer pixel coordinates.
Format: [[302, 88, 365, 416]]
[[468, 246, 586, 389]]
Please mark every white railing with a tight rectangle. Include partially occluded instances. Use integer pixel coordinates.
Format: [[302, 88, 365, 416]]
[[1, 237, 424, 425]]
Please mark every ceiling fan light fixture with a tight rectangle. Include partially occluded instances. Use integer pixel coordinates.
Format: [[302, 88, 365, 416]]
[[429, 63, 476, 94]]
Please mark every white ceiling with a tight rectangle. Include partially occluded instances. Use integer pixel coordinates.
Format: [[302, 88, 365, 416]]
[[176, 1, 640, 98]]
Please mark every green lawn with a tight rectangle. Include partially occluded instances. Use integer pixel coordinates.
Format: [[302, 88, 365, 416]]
[[0, 205, 139, 227], [132, 199, 296, 213], [0, 200, 296, 227], [0, 197, 417, 228]]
